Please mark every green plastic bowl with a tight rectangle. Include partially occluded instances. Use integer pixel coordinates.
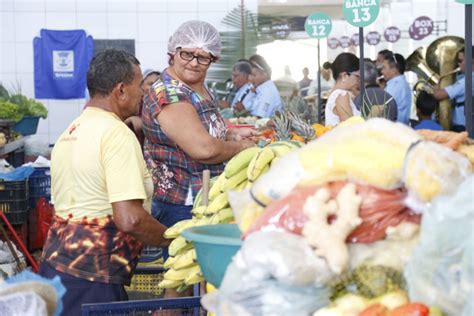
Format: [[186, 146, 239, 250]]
[[181, 224, 242, 287]]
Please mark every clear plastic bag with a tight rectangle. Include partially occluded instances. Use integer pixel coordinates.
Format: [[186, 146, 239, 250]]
[[404, 175, 474, 316], [244, 181, 419, 244], [202, 231, 330, 315]]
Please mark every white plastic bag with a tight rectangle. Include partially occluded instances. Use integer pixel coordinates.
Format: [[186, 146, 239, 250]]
[[404, 175, 474, 316]]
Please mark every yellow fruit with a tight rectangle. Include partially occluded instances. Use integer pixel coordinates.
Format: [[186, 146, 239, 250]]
[[247, 147, 275, 182], [223, 167, 248, 191], [205, 192, 229, 215], [224, 147, 262, 178]]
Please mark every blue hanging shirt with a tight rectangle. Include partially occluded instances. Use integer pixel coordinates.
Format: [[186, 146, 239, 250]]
[[34, 29, 94, 99]]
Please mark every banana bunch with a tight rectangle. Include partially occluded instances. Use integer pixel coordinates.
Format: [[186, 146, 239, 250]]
[[158, 142, 301, 291]]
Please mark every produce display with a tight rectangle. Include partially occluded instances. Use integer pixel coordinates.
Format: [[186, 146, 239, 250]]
[[158, 141, 302, 291], [0, 85, 48, 121], [155, 111, 473, 316]]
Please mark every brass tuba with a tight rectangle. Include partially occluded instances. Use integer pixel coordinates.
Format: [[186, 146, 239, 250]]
[[407, 36, 464, 130]]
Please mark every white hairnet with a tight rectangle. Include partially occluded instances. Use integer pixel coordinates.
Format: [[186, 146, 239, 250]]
[[168, 20, 221, 59]]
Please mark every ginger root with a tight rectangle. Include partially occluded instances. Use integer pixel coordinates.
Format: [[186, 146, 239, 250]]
[[302, 183, 362, 274]]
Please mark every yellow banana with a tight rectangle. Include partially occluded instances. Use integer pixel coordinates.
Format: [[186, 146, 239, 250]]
[[173, 249, 197, 270], [168, 236, 192, 257], [164, 256, 177, 269], [208, 173, 227, 201], [223, 167, 248, 191], [193, 188, 203, 208], [205, 191, 229, 215], [247, 147, 275, 182], [210, 207, 234, 224], [164, 219, 198, 239], [235, 179, 248, 192], [184, 271, 204, 285], [269, 143, 293, 158], [191, 205, 207, 218], [164, 264, 200, 281], [224, 147, 262, 178], [158, 279, 183, 289]]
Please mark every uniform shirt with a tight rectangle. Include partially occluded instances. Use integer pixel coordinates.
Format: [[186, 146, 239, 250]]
[[445, 72, 474, 126], [142, 69, 226, 205], [249, 80, 283, 118], [231, 83, 255, 110], [385, 74, 412, 125], [414, 119, 443, 131], [43, 107, 153, 285]]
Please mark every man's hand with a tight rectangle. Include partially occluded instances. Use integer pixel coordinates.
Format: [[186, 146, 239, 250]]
[[234, 101, 246, 112]]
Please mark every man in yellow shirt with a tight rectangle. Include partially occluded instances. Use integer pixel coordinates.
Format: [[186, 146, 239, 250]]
[[39, 49, 168, 316]]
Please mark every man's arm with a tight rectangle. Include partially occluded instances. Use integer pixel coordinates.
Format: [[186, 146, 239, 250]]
[[433, 86, 450, 101], [113, 199, 170, 246]]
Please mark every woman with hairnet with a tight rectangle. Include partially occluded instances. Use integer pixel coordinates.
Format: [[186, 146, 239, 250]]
[[141, 20, 257, 295]]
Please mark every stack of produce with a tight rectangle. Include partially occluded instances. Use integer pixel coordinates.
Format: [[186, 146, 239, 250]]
[[158, 141, 301, 291]]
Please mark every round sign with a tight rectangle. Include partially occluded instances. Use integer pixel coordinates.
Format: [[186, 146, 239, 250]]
[[343, 0, 380, 28], [328, 37, 340, 49], [409, 16, 434, 40], [340, 36, 351, 48], [456, 0, 474, 3], [366, 31, 381, 45], [305, 12, 332, 39], [384, 26, 401, 43], [351, 33, 359, 46]]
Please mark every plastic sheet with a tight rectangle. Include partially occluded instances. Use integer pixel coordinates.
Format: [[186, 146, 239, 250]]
[[202, 231, 329, 315], [404, 176, 474, 316]]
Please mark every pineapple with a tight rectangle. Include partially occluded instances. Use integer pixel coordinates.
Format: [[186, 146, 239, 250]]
[[272, 111, 292, 141], [288, 111, 316, 142]]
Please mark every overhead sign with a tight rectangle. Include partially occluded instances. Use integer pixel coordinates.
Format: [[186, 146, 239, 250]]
[[271, 22, 291, 39], [328, 37, 340, 49], [305, 12, 332, 39], [455, 0, 474, 3], [409, 16, 434, 40], [366, 31, 381, 45], [340, 36, 351, 48], [343, 0, 380, 28], [351, 33, 359, 46], [384, 26, 401, 43]]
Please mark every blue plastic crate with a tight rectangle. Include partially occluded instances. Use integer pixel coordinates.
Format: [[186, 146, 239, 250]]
[[81, 297, 205, 316], [14, 116, 40, 136], [28, 167, 51, 208]]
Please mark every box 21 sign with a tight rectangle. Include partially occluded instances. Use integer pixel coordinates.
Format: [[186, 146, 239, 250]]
[[343, 0, 380, 28]]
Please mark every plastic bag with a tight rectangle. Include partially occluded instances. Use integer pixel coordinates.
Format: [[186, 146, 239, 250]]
[[0, 291, 48, 316], [0, 166, 34, 181], [404, 175, 474, 316], [202, 231, 330, 315], [24, 136, 50, 157], [244, 181, 419, 244], [403, 141, 471, 207]]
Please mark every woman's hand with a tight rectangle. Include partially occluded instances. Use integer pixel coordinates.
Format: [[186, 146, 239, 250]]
[[233, 102, 246, 112], [226, 127, 260, 142]]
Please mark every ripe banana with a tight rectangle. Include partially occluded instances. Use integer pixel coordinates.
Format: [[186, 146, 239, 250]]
[[164, 219, 198, 239], [184, 271, 204, 286], [164, 256, 177, 269], [191, 205, 207, 218], [158, 279, 183, 289], [168, 236, 192, 257], [247, 146, 275, 182], [173, 249, 197, 270], [224, 147, 262, 178], [223, 167, 248, 191], [205, 191, 229, 215], [210, 207, 234, 225], [208, 173, 227, 201], [235, 179, 248, 192], [164, 264, 200, 281], [269, 143, 293, 158]]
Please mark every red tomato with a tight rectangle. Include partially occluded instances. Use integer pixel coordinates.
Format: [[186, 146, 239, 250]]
[[388, 303, 429, 316], [359, 304, 389, 316]]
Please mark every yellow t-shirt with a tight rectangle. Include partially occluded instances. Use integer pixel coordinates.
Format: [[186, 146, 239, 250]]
[[51, 107, 153, 220]]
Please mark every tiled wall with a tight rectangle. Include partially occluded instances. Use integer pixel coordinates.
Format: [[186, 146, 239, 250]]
[[0, 0, 257, 144]]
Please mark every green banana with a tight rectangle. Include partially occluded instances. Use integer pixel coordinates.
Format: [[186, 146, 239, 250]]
[[247, 146, 275, 182], [173, 249, 197, 270], [158, 279, 183, 289], [176, 283, 191, 293], [184, 271, 204, 286], [223, 167, 248, 191], [168, 236, 192, 257], [208, 173, 227, 201], [210, 207, 234, 225], [224, 147, 262, 178], [164, 264, 200, 281], [205, 191, 229, 215]]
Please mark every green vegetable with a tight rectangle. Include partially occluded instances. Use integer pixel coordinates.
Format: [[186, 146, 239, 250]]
[[9, 94, 48, 119], [0, 100, 23, 121]]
